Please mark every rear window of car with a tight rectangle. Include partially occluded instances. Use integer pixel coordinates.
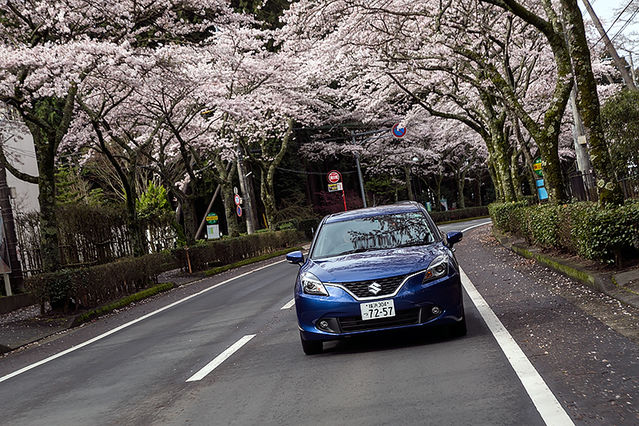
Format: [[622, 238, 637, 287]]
[[311, 211, 436, 259]]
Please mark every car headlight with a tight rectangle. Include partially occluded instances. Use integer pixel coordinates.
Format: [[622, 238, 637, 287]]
[[301, 272, 329, 296], [423, 255, 449, 283]]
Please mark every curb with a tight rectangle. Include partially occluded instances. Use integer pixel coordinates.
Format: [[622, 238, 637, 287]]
[[492, 228, 639, 310]]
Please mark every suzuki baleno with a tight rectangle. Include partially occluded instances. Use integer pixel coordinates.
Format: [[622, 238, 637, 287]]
[[286, 202, 465, 355]]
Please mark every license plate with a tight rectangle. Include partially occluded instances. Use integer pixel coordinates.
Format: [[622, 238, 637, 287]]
[[360, 299, 395, 321]]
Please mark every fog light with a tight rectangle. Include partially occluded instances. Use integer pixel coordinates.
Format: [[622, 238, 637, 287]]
[[319, 320, 329, 329], [431, 306, 442, 315]]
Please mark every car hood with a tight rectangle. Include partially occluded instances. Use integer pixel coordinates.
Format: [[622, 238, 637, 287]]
[[306, 244, 446, 283]]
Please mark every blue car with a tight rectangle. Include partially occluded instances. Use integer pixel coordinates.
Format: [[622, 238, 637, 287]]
[[286, 202, 465, 355]]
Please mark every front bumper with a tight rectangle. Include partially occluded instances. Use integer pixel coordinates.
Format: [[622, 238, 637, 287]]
[[296, 272, 464, 341]]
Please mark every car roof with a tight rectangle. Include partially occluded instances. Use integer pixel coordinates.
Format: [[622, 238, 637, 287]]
[[324, 202, 423, 224]]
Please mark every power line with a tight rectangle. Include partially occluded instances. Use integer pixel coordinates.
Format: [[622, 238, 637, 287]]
[[594, 0, 635, 47], [611, 7, 639, 42], [275, 166, 358, 175]]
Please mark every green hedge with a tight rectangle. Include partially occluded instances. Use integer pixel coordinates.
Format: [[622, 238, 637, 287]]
[[25, 229, 305, 312], [430, 206, 490, 223], [175, 229, 303, 272], [489, 200, 639, 264]]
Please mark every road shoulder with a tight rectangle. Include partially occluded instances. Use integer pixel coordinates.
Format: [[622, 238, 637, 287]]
[[456, 225, 639, 424]]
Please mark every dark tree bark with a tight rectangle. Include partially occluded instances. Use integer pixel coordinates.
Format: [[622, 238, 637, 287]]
[[560, 0, 623, 204]]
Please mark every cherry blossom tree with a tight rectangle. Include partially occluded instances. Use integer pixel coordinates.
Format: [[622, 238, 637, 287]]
[[0, 0, 242, 270]]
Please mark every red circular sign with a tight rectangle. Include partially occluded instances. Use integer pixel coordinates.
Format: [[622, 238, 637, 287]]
[[327, 170, 342, 184], [234, 194, 241, 205]]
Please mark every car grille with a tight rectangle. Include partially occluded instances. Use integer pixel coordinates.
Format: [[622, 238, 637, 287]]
[[335, 274, 408, 298], [338, 308, 421, 332]]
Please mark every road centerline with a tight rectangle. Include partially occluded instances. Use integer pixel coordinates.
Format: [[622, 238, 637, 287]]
[[186, 334, 256, 382], [280, 298, 295, 310], [0, 260, 286, 384]]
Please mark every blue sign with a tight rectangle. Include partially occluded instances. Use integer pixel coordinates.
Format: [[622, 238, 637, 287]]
[[236, 205, 243, 217], [536, 179, 548, 200], [392, 123, 406, 138]]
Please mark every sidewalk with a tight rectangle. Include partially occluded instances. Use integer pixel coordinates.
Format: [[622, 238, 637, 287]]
[[0, 268, 199, 355], [492, 227, 639, 310]]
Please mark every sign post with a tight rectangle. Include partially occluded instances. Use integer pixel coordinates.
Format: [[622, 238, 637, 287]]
[[205, 212, 220, 239], [234, 190, 242, 217], [327, 170, 347, 211]]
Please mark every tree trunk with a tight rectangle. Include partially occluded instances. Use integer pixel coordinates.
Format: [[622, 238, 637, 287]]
[[488, 161, 503, 202], [561, 0, 624, 204], [490, 130, 516, 202], [475, 176, 483, 206], [510, 150, 524, 200], [405, 166, 415, 201], [456, 172, 466, 209], [435, 172, 443, 210], [30, 130, 61, 272], [221, 181, 239, 237], [261, 168, 278, 230]]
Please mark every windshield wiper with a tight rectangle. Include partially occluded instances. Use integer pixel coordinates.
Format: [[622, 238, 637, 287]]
[[396, 241, 428, 248], [340, 247, 376, 255]]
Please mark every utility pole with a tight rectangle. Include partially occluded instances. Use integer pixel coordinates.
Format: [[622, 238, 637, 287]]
[[581, 0, 637, 90], [570, 88, 593, 175], [0, 163, 24, 293]]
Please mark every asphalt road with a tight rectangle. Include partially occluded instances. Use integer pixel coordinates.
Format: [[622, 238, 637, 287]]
[[0, 219, 636, 425]]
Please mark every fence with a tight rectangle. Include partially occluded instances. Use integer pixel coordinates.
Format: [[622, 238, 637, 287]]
[[568, 171, 639, 202], [15, 207, 177, 275]]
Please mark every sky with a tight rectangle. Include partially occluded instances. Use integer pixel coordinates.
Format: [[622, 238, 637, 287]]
[[587, 0, 639, 54]]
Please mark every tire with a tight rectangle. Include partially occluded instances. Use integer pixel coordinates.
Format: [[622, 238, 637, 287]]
[[300, 332, 323, 355], [450, 315, 467, 338]]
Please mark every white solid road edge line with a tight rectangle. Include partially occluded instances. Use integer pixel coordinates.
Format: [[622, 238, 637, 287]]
[[280, 298, 295, 310], [0, 260, 286, 384], [460, 268, 574, 426], [186, 334, 256, 382], [460, 220, 492, 233]]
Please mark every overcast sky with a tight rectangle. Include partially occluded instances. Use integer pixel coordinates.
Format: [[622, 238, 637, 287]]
[[588, 0, 639, 53]]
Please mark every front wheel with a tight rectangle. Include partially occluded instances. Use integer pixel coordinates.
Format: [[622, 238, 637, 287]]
[[300, 332, 323, 355]]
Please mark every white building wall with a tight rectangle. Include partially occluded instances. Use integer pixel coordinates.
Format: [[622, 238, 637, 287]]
[[0, 122, 40, 214]]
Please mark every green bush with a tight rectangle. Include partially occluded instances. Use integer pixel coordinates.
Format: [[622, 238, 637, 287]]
[[25, 229, 305, 312], [25, 252, 177, 313], [176, 229, 304, 272], [429, 206, 489, 224], [489, 200, 639, 264]]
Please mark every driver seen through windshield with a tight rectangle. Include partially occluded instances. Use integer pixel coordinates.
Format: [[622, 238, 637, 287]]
[[311, 212, 436, 259]]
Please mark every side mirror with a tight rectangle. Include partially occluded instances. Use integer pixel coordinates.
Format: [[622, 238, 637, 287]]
[[286, 250, 304, 265], [445, 231, 463, 248]]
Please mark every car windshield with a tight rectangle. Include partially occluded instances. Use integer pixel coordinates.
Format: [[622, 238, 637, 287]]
[[311, 211, 436, 259]]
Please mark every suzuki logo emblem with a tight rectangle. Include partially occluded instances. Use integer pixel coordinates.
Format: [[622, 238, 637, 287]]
[[368, 282, 382, 295]]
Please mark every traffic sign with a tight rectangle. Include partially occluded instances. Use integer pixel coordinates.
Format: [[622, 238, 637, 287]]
[[205, 212, 219, 224], [533, 157, 543, 177], [392, 123, 406, 138], [234, 194, 241, 205], [327, 170, 342, 184], [236, 205, 243, 217], [328, 182, 343, 192]]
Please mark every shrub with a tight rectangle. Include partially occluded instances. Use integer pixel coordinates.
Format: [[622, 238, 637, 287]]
[[25, 229, 305, 312], [489, 200, 639, 264], [429, 206, 489, 223], [176, 229, 304, 272]]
